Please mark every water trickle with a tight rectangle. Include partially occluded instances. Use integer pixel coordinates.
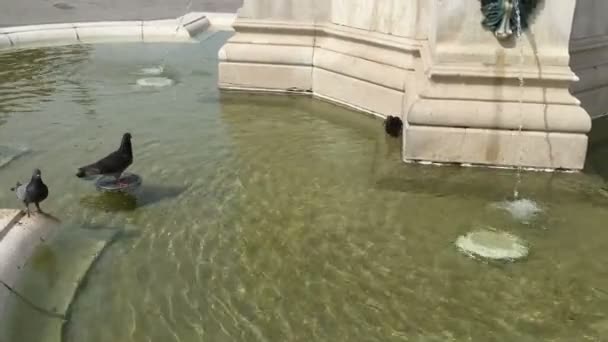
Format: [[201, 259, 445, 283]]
[[513, 0, 525, 199], [157, 0, 194, 71]]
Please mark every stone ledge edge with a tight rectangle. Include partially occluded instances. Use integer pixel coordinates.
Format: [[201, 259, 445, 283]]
[[0, 12, 237, 50]]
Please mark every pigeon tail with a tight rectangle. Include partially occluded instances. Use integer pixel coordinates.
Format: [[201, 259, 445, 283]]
[[10, 182, 21, 192], [76, 165, 101, 178]]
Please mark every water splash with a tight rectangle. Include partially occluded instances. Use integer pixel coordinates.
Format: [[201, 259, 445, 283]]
[[492, 198, 542, 224], [139, 66, 165, 76]]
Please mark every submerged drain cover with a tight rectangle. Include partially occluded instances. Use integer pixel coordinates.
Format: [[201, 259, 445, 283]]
[[95, 172, 142, 193], [456, 229, 528, 261], [136, 77, 174, 87]]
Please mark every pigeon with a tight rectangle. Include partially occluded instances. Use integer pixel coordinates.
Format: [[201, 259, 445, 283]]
[[10, 168, 49, 217], [384, 115, 403, 138], [76, 132, 133, 185]]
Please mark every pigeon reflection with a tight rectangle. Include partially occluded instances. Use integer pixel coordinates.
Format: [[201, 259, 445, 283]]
[[79, 184, 187, 212]]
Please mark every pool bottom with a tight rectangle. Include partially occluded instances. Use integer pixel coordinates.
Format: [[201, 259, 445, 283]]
[[1, 40, 608, 341]]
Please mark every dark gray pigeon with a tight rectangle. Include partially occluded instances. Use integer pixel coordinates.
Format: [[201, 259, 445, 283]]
[[76, 132, 133, 185], [384, 116, 403, 138], [11, 168, 49, 217]]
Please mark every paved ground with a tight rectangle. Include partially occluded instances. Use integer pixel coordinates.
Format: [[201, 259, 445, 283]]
[[0, 0, 243, 27]]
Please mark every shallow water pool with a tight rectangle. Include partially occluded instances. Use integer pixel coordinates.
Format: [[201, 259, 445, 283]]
[[1, 33, 608, 341]]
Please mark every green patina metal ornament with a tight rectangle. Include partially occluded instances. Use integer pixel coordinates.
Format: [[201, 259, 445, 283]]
[[481, 0, 540, 40]]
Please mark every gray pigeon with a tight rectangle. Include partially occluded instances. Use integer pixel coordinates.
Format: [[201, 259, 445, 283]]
[[76, 132, 133, 185], [10, 168, 49, 217]]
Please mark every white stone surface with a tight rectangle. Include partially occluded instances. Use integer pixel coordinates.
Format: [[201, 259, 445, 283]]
[[0, 211, 121, 341], [0, 210, 21, 238], [6, 28, 78, 48], [569, 0, 608, 118], [408, 100, 591, 133], [204, 12, 237, 31], [0, 34, 12, 49], [432, 0, 575, 66], [76, 25, 144, 43], [313, 67, 403, 116], [239, 0, 328, 22], [404, 125, 588, 170], [0, 212, 60, 326], [219, 62, 312, 91], [331, 0, 417, 38], [223, 43, 313, 65], [0, 12, 216, 50]]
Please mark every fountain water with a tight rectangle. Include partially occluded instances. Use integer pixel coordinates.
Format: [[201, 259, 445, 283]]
[[456, 1, 538, 260], [513, 0, 525, 199], [135, 0, 193, 87], [501, 0, 544, 222]]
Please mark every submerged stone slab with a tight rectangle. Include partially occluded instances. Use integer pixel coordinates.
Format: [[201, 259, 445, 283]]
[[0, 145, 30, 169], [136, 77, 175, 88], [0, 210, 22, 239], [0, 214, 121, 342], [456, 229, 529, 261], [0, 213, 62, 333]]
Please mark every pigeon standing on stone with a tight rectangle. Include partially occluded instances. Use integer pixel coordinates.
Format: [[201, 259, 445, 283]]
[[10, 168, 49, 217], [76, 132, 133, 185], [384, 116, 403, 138]]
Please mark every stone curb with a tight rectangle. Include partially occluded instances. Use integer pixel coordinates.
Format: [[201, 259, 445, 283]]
[[0, 11, 237, 50]]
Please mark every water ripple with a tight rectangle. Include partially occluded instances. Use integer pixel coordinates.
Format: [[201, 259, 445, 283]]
[[1, 42, 607, 342]]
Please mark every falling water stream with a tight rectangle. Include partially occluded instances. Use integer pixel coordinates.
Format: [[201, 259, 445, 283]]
[[164, 0, 194, 66], [513, 0, 525, 199], [136, 0, 194, 86]]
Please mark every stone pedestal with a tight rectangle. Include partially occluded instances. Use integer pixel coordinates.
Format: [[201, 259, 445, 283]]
[[218, 0, 592, 170]]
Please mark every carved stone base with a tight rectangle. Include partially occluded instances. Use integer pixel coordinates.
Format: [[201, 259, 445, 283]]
[[219, 0, 593, 171], [405, 126, 588, 169]]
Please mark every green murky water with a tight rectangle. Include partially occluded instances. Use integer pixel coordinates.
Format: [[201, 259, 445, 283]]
[[1, 34, 608, 341]]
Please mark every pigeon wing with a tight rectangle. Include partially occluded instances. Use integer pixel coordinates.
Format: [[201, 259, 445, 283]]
[[77, 150, 131, 177], [14, 183, 27, 202]]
